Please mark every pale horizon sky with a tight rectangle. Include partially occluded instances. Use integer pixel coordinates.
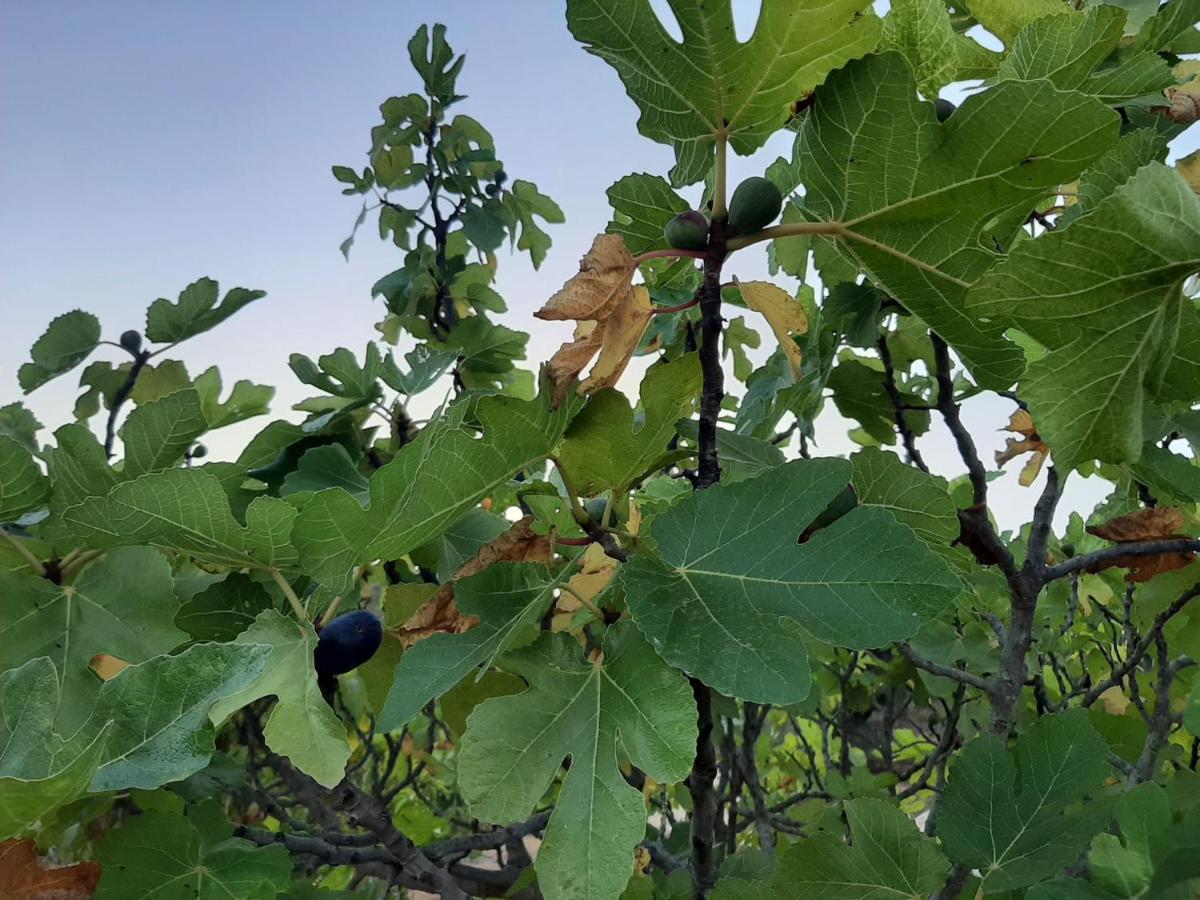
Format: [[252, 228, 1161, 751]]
[[2, 0, 1175, 531]]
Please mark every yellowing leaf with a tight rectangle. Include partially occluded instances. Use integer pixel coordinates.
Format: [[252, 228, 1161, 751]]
[[1098, 686, 1130, 716], [535, 234, 634, 323], [963, 0, 1072, 44], [1178, 149, 1200, 193], [565, 543, 618, 604], [539, 234, 652, 401], [996, 409, 1049, 487], [737, 280, 808, 377], [579, 286, 652, 395]]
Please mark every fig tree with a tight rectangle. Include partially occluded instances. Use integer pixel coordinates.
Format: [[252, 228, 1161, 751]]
[[727, 176, 783, 235], [664, 210, 709, 250]]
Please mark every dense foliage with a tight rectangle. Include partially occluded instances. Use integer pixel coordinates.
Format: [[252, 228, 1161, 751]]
[[5, 2, 1200, 898]]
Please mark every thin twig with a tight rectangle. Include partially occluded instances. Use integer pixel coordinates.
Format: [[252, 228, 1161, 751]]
[[897, 642, 993, 693], [104, 349, 150, 458], [1076, 584, 1200, 707], [877, 333, 929, 472], [1044, 539, 1200, 582]]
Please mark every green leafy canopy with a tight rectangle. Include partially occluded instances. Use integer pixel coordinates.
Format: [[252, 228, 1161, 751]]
[[6, 3, 1200, 899]]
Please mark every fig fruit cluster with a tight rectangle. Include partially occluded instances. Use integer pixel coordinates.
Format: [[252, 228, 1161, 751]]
[[662, 176, 784, 250]]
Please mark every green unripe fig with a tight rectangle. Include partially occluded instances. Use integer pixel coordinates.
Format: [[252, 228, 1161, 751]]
[[664, 210, 709, 251], [934, 98, 957, 123], [584, 496, 625, 528], [727, 176, 783, 235], [119, 330, 142, 353], [584, 497, 608, 526]]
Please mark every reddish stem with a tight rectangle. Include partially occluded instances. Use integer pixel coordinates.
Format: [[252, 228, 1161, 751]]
[[650, 297, 700, 315], [631, 248, 707, 267]]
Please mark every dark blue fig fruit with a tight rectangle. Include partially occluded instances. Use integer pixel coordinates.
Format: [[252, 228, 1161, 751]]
[[934, 98, 957, 123], [119, 330, 143, 353], [314, 610, 383, 677]]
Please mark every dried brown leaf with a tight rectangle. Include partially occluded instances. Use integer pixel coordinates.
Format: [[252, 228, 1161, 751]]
[[1091, 550, 1194, 582], [996, 409, 1049, 487], [537, 233, 656, 401], [391, 516, 552, 647], [1162, 61, 1200, 125], [0, 839, 100, 900], [1086, 506, 1193, 582], [1088, 507, 1185, 543], [579, 285, 652, 395], [535, 234, 635, 322], [547, 320, 605, 407]]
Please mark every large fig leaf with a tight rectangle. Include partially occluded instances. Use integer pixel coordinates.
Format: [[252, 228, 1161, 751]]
[[619, 458, 960, 703]]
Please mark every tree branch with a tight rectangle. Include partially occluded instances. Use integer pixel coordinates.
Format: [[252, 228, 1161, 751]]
[[930, 334, 1021, 594], [687, 677, 720, 898], [1043, 539, 1200, 582], [877, 333, 929, 472], [1076, 583, 1200, 708], [104, 348, 150, 458], [424, 812, 551, 860], [896, 642, 993, 693]]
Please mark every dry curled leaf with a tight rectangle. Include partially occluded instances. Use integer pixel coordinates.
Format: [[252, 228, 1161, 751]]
[[1089, 507, 1184, 543], [1160, 61, 1200, 125], [536, 233, 635, 323], [1086, 506, 1194, 582], [391, 516, 552, 646], [578, 285, 652, 395], [996, 409, 1049, 487], [538, 233, 653, 402], [547, 321, 605, 406], [736, 279, 808, 377], [0, 839, 100, 900]]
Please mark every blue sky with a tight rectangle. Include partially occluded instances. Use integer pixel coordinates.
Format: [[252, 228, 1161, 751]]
[[2, 0, 1171, 528]]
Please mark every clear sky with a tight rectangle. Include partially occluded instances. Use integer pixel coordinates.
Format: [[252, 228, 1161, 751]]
[[1, 0, 1173, 530]]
